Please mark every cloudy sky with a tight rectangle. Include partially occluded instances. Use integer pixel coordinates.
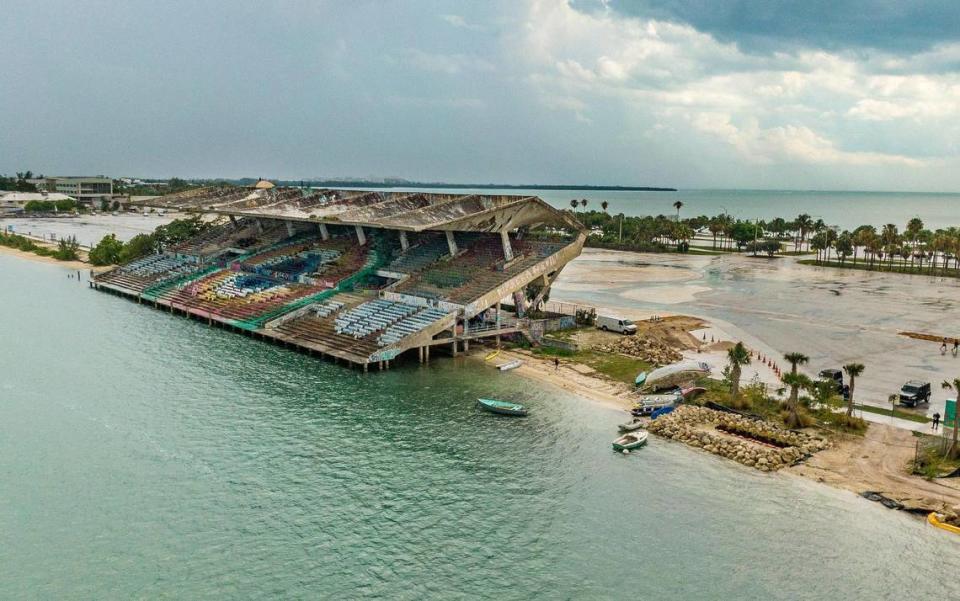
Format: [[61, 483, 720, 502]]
[[2, 0, 960, 190]]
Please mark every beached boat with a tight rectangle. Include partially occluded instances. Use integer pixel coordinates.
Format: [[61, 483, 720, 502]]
[[680, 386, 707, 400], [485, 349, 501, 361], [618, 418, 645, 432], [631, 390, 683, 416], [612, 430, 648, 451], [498, 359, 523, 372], [477, 398, 528, 416], [634, 372, 647, 387], [637, 360, 711, 392]]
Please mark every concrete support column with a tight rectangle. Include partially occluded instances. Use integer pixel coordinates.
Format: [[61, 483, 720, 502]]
[[496, 301, 501, 346], [500, 229, 514, 262], [451, 324, 458, 357], [285, 221, 296, 237], [400, 231, 409, 252], [446, 231, 458, 256], [355, 225, 367, 246], [418, 346, 424, 363], [255, 219, 264, 233], [425, 345, 430, 362], [464, 338, 469, 352], [318, 223, 329, 240]]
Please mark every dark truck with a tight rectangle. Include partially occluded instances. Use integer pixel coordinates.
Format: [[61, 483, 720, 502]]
[[898, 380, 931, 407], [819, 369, 850, 400]]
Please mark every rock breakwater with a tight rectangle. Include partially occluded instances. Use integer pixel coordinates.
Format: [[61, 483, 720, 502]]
[[646, 405, 830, 471]]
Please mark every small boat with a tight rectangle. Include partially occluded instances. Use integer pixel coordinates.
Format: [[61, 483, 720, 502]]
[[631, 390, 683, 416], [637, 360, 711, 392], [477, 398, 528, 416], [618, 418, 645, 432], [634, 372, 647, 387], [498, 359, 523, 372], [650, 406, 675, 420], [680, 386, 707, 400], [485, 349, 501, 361], [613, 430, 648, 451]]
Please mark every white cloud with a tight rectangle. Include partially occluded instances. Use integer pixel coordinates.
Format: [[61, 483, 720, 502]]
[[513, 0, 960, 169], [402, 48, 495, 75], [441, 14, 483, 31]]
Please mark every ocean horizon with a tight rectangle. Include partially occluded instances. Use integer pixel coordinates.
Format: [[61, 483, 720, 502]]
[[334, 186, 960, 231]]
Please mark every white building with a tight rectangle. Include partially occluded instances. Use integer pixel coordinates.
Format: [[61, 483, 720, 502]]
[[27, 176, 112, 205]]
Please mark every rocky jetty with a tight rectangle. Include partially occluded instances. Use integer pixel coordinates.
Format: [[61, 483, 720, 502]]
[[592, 337, 682, 366], [646, 405, 829, 471]]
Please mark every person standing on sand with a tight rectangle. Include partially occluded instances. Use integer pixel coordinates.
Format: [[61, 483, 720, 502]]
[[953, 340, 958, 356], [941, 338, 948, 354], [554, 357, 559, 371], [932, 412, 941, 431]]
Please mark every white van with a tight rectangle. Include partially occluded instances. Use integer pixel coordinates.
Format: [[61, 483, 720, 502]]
[[596, 314, 637, 335]]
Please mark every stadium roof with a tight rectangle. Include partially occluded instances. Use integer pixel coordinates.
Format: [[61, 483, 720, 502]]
[[134, 187, 584, 233]]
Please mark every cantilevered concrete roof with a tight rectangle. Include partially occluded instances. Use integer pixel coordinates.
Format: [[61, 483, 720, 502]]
[[133, 186, 583, 233]]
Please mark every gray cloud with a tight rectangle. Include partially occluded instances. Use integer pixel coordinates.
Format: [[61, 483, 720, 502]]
[[599, 0, 960, 54]]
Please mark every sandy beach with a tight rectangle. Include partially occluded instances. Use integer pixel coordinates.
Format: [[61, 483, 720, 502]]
[[0, 243, 109, 273]]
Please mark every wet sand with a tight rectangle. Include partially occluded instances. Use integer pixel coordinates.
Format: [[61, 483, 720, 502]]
[[553, 248, 960, 419]]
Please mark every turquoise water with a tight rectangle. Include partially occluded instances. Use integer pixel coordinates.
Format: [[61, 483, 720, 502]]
[[351, 187, 960, 231], [2, 254, 959, 599]]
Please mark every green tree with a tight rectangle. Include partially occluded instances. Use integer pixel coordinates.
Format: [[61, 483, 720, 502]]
[[843, 363, 864, 416], [727, 342, 751, 400], [940, 379, 960, 457], [53, 236, 80, 261], [673, 200, 683, 222], [89, 233, 124, 266], [795, 213, 813, 251], [119, 233, 157, 263], [835, 232, 853, 264], [783, 352, 810, 406]]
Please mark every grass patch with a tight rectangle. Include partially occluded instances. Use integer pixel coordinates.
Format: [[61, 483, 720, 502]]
[[530, 346, 575, 359], [532, 345, 650, 384], [853, 403, 930, 423], [576, 351, 651, 385]]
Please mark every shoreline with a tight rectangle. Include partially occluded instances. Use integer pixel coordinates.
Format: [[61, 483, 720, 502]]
[[470, 334, 960, 521], [0, 243, 108, 272], [6, 235, 959, 525]]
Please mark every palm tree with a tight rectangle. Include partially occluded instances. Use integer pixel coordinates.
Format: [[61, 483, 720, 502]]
[[941, 379, 960, 457], [727, 342, 751, 400], [580, 198, 588, 210], [569, 199, 578, 212], [795, 214, 813, 251], [708, 217, 722, 249], [783, 352, 809, 406], [600, 200, 609, 212], [673, 200, 683, 222], [843, 363, 864, 416]]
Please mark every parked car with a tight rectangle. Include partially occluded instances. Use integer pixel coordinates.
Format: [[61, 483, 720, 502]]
[[596, 314, 637, 335], [899, 380, 931, 407]]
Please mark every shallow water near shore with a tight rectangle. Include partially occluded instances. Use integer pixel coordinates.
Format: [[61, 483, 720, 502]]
[[1, 254, 959, 598]]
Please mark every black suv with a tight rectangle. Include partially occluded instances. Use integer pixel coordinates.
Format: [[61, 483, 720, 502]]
[[899, 381, 931, 407]]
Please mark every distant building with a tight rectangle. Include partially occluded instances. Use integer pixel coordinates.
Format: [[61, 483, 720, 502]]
[[27, 176, 113, 205], [0, 191, 76, 214]]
